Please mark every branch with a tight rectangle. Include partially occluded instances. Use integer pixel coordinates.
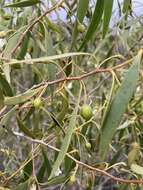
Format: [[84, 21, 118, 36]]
[[10, 0, 64, 55], [4, 134, 143, 185]]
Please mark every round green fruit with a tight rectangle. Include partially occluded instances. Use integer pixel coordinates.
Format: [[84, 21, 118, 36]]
[[77, 23, 85, 33], [80, 104, 92, 121], [85, 142, 91, 149], [69, 175, 76, 184], [33, 98, 42, 109], [3, 13, 11, 20]]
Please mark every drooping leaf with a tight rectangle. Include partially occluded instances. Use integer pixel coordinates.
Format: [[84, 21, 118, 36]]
[[71, 0, 89, 48], [131, 163, 143, 176], [23, 160, 33, 181], [14, 180, 29, 190], [18, 31, 30, 59], [0, 87, 4, 109], [44, 24, 55, 96], [2, 26, 27, 82], [0, 72, 13, 96], [3, 27, 27, 56], [57, 89, 69, 125], [7, 52, 93, 65], [127, 142, 140, 166], [4, 86, 43, 105], [102, 0, 114, 38], [17, 117, 35, 139], [79, 0, 104, 50], [0, 106, 17, 137], [48, 87, 82, 180], [99, 50, 142, 160], [42, 148, 52, 175], [4, 0, 40, 8], [37, 161, 46, 182], [122, 0, 131, 14], [41, 175, 69, 187]]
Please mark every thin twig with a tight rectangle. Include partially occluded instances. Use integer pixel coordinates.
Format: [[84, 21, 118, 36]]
[[6, 134, 143, 185], [10, 0, 64, 55]]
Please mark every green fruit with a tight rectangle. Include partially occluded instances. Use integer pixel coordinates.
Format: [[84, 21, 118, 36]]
[[80, 104, 92, 121], [69, 175, 76, 183], [77, 23, 85, 33], [3, 13, 11, 20], [85, 142, 91, 149], [33, 98, 42, 109]]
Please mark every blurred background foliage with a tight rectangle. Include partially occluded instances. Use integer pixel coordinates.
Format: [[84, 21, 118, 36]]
[[0, 0, 143, 189]]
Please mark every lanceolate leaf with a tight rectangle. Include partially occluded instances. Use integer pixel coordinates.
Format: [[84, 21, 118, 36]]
[[4, 86, 43, 105], [48, 88, 82, 180], [0, 72, 13, 96], [131, 163, 143, 176], [18, 31, 30, 59], [123, 0, 131, 14], [17, 117, 35, 139], [79, 0, 104, 50], [7, 52, 92, 65], [0, 87, 4, 109], [99, 50, 142, 160], [71, 0, 89, 48], [102, 0, 114, 38], [14, 180, 29, 190], [0, 106, 17, 138], [44, 24, 55, 96], [4, 0, 40, 8], [3, 26, 27, 82]]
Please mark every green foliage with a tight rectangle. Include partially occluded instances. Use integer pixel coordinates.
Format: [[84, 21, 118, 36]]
[[0, 0, 143, 189], [99, 51, 142, 160]]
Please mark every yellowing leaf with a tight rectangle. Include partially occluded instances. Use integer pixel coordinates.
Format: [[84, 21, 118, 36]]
[[131, 163, 143, 176]]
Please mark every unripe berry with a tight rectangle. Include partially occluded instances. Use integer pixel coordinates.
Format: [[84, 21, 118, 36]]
[[77, 23, 85, 33], [33, 98, 42, 109], [86, 142, 91, 149], [69, 175, 76, 184], [80, 104, 92, 121]]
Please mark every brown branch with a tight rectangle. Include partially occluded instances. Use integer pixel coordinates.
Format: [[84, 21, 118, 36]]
[[10, 0, 64, 55], [4, 134, 143, 185], [30, 68, 111, 90]]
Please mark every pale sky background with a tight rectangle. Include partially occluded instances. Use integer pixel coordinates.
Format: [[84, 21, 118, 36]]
[[48, 0, 143, 26]]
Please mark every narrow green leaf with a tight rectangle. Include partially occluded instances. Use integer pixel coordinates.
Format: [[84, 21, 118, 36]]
[[4, 86, 43, 105], [71, 0, 89, 48], [0, 106, 17, 137], [18, 32, 30, 59], [45, 18, 60, 33], [42, 148, 52, 175], [122, 0, 131, 20], [42, 175, 69, 186], [17, 117, 35, 139], [23, 160, 33, 180], [102, 0, 113, 38], [4, 0, 40, 8], [0, 87, 4, 109], [3, 26, 27, 57], [79, 0, 104, 50], [7, 52, 93, 65], [48, 88, 82, 180], [99, 50, 142, 160], [0, 72, 13, 96], [14, 180, 29, 190], [123, 0, 131, 14], [57, 90, 69, 124], [37, 161, 46, 182], [3, 26, 27, 82], [131, 163, 143, 176], [44, 24, 55, 96]]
